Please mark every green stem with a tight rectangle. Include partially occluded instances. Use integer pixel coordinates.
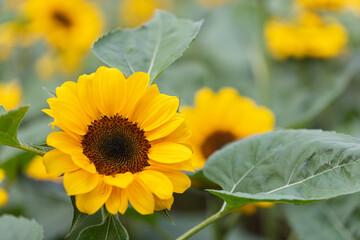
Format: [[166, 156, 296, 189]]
[[176, 206, 232, 240], [14, 143, 45, 156]]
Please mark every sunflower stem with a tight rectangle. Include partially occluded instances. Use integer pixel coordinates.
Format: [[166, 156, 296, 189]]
[[176, 205, 232, 240], [15, 143, 46, 156]]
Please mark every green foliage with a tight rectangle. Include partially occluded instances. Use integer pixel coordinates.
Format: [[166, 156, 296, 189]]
[[0, 106, 29, 147], [92, 10, 202, 83], [65, 196, 102, 240], [0, 214, 43, 240], [77, 213, 129, 240], [285, 193, 360, 240], [204, 129, 360, 210]]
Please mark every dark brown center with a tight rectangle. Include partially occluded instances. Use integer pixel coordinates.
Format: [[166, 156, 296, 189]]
[[52, 11, 72, 28], [81, 115, 151, 176], [201, 131, 237, 159]]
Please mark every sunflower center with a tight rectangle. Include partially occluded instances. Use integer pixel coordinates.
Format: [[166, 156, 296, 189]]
[[81, 115, 151, 176], [52, 11, 72, 28], [201, 131, 237, 159]]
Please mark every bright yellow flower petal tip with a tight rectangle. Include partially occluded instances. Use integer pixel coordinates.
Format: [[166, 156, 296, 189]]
[[25, 156, 60, 182], [181, 87, 275, 170], [43, 66, 193, 215], [0, 169, 8, 207], [0, 80, 22, 111]]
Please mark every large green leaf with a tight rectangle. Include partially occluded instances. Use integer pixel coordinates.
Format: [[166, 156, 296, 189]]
[[285, 193, 360, 240], [0, 106, 29, 147], [92, 10, 202, 83], [204, 129, 360, 210], [77, 214, 129, 240], [0, 215, 43, 240]]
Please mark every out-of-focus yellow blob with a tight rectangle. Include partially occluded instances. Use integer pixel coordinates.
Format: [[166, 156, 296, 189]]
[[265, 12, 347, 59], [0, 80, 22, 111], [25, 156, 61, 182], [297, 0, 346, 10], [0, 21, 37, 61], [0, 169, 8, 207], [238, 202, 275, 216], [120, 0, 171, 28]]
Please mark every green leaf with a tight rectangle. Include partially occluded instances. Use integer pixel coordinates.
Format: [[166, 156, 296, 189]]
[[285, 193, 360, 240], [92, 10, 203, 83], [0, 106, 6, 116], [65, 196, 102, 240], [0, 214, 43, 240], [77, 214, 129, 240], [159, 209, 174, 225], [0, 106, 29, 147], [204, 129, 360, 210]]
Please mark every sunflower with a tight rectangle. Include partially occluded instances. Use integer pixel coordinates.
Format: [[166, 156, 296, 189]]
[[181, 87, 274, 170], [119, 0, 171, 28], [0, 169, 8, 207], [0, 80, 22, 111], [43, 66, 193, 215], [24, 0, 102, 52], [297, 0, 346, 10], [25, 156, 60, 182], [265, 12, 347, 59]]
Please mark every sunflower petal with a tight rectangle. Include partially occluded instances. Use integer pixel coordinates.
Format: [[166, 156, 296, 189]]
[[63, 170, 99, 195], [146, 115, 184, 141], [43, 149, 79, 175], [126, 178, 154, 215], [103, 172, 134, 188], [137, 170, 173, 200], [76, 180, 112, 215], [105, 187, 121, 215], [149, 142, 192, 164], [154, 196, 173, 211]]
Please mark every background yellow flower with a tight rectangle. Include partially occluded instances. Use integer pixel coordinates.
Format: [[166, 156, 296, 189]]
[[0, 80, 22, 111], [25, 156, 60, 182], [265, 12, 347, 59], [0, 169, 8, 207]]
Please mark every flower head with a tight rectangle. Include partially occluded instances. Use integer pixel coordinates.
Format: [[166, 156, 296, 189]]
[[120, 0, 170, 28], [0, 80, 22, 111], [43, 66, 192, 215], [25, 0, 102, 52], [265, 12, 347, 59], [181, 87, 274, 170]]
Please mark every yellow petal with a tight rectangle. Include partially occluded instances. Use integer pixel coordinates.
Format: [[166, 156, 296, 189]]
[[0, 169, 5, 183], [149, 142, 192, 164], [161, 170, 191, 194], [146, 114, 184, 141], [137, 170, 173, 200], [71, 152, 97, 174], [63, 170, 99, 195], [77, 73, 101, 120], [155, 196, 173, 211], [160, 120, 192, 144], [105, 187, 121, 215], [103, 172, 134, 188], [131, 85, 178, 131], [93, 66, 127, 116], [43, 150, 79, 175], [105, 187, 129, 215], [126, 177, 154, 215], [46, 131, 82, 154], [0, 189, 8, 207], [122, 72, 150, 117], [76, 180, 112, 215], [148, 159, 194, 172]]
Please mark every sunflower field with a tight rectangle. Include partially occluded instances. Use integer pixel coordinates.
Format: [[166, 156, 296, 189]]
[[1, 0, 360, 239]]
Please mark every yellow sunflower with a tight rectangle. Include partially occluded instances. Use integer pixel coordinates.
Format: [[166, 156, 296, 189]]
[[0, 169, 8, 207], [119, 0, 171, 28], [43, 66, 193, 215], [25, 156, 60, 182], [0, 80, 22, 111], [181, 87, 274, 170], [24, 0, 102, 52], [297, 0, 346, 10], [265, 12, 347, 59]]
